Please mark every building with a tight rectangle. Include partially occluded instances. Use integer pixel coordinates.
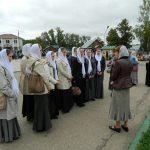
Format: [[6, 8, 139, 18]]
[[82, 38, 103, 49], [129, 44, 141, 53], [101, 45, 116, 60], [0, 34, 23, 51]]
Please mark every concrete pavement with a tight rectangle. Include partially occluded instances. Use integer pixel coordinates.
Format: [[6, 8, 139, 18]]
[[0, 60, 150, 150]]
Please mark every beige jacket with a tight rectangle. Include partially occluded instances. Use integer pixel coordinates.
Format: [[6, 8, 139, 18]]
[[44, 63, 58, 90], [19, 56, 51, 95], [56, 59, 72, 90]]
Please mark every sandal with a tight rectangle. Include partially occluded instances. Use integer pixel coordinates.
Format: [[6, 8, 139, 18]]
[[109, 126, 121, 133]]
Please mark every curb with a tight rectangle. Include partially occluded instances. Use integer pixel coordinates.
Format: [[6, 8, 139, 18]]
[[128, 112, 150, 150]]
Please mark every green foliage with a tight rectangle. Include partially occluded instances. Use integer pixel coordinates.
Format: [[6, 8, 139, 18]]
[[106, 19, 134, 48], [136, 126, 150, 150], [134, 0, 150, 52], [24, 27, 91, 49], [106, 28, 120, 46]]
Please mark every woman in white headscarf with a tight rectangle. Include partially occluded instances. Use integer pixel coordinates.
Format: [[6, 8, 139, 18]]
[[20, 44, 35, 122], [129, 51, 138, 85], [84, 48, 96, 101], [27, 44, 52, 132], [109, 45, 133, 133], [94, 47, 106, 99], [45, 51, 59, 119], [70, 47, 86, 107], [56, 47, 73, 113], [68, 47, 77, 70], [0, 49, 21, 143]]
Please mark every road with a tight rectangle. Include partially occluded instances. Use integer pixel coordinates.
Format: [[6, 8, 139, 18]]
[[1, 60, 150, 150]]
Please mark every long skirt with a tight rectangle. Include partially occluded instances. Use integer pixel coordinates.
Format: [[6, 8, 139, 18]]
[[22, 95, 34, 121], [85, 78, 95, 101], [48, 90, 59, 119], [94, 74, 104, 98], [131, 71, 138, 85], [33, 94, 52, 132], [109, 89, 132, 121], [0, 118, 21, 143], [58, 89, 73, 113], [74, 77, 86, 105]]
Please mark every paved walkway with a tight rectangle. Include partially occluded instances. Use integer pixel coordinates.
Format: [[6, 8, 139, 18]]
[[1, 61, 150, 150]]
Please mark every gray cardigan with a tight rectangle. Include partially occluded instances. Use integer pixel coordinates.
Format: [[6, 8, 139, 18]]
[[0, 65, 19, 120]]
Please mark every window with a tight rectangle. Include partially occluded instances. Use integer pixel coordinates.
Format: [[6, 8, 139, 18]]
[[6, 40, 9, 43], [14, 40, 17, 43]]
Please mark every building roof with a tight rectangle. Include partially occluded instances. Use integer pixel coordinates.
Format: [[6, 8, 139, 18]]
[[81, 38, 97, 49], [101, 46, 116, 50], [0, 34, 23, 40]]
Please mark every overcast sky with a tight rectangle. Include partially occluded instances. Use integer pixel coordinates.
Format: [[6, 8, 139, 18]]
[[0, 0, 142, 42]]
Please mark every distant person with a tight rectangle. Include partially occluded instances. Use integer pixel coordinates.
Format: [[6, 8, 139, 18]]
[[29, 44, 52, 132], [45, 51, 59, 119], [84, 48, 96, 101], [94, 47, 106, 99], [0, 49, 21, 142], [129, 51, 138, 85], [145, 58, 150, 86], [109, 45, 133, 133], [56, 47, 73, 113], [20, 44, 35, 121]]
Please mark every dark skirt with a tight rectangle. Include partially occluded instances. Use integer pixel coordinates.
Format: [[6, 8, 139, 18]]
[[22, 95, 34, 121], [48, 90, 59, 119], [94, 74, 104, 98], [145, 71, 150, 86], [85, 78, 95, 101], [58, 88, 73, 113], [0, 118, 21, 143], [33, 94, 52, 132]]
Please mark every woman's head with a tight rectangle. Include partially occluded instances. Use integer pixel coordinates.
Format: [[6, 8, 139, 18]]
[[22, 43, 31, 57], [30, 44, 42, 59], [6, 49, 13, 62], [119, 45, 129, 58], [86, 49, 91, 57], [96, 48, 101, 55], [72, 47, 77, 57]]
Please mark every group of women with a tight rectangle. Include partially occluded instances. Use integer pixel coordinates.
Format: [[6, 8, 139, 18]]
[[0, 44, 106, 143]]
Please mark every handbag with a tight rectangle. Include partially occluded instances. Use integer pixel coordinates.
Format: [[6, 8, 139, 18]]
[[72, 86, 81, 96], [28, 61, 45, 93], [0, 92, 7, 110]]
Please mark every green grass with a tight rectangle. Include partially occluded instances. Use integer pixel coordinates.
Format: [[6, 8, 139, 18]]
[[136, 126, 150, 150]]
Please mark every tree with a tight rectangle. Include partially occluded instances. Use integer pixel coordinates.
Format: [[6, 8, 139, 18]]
[[106, 28, 120, 46], [134, 0, 150, 52], [117, 18, 134, 48]]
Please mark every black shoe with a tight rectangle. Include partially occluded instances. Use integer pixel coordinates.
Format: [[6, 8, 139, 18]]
[[77, 103, 85, 107], [121, 125, 129, 132], [109, 126, 121, 133], [91, 99, 95, 101]]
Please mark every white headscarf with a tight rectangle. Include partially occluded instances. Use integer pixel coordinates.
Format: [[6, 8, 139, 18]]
[[72, 47, 77, 57], [0, 49, 19, 97], [58, 48, 71, 74], [85, 50, 92, 74], [30, 44, 41, 59], [77, 47, 86, 78], [46, 51, 58, 80], [95, 51, 102, 72], [22, 43, 31, 57], [119, 45, 129, 58]]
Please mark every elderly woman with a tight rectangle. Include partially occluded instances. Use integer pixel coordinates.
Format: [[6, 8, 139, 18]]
[[109, 45, 133, 133], [0, 49, 21, 142], [20, 44, 35, 121], [56, 47, 73, 113], [94, 47, 106, 99], [84, 48, 96, 101], [45, 51, 59, 119], [28, 44, 52, 132]]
